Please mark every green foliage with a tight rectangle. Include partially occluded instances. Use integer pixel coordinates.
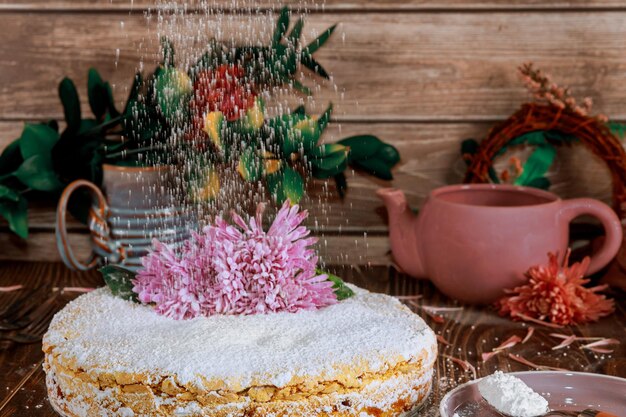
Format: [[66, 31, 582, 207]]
[[0, 193, 28, 238], [272, 7, 290, 46], [238, 148, 263, 182], [59, 78, 82, 136], [0, 10, 399, 236], [310, 144, 349, 178], [336, 135, 401, 181], [0, 141, 23, 176], [20, 124, 59, 160], [14, 155, 64, 191], [268, 167, 305, 204], [99, 265, 139, 302], [155, 67, 192, 123], [460, 130, 580, 191], [271, 114, 320, 157], [161, 37, 176, 68], [334, 172, 347, 199], [608, 122, 626, 139], [514, 145, 556, 187], [317, 268, 355, 300]]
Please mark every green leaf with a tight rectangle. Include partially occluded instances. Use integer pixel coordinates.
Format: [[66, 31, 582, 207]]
[[99, 265, 138, 302], [272, 7, 290, 46], [292, 105, 306, 116], [267, 167, 304, 204], [301, 55, 330, 79], [0, 193, 28, 238], [287, 18, 304, 45], [376, 144, 401, 166], [238, 148, 262, 182], [59, 78, 81, 135], [0, 140, 23, 175], [338, 135, 384, 160], [19, 124, 60, 160], [310, 145, 348, 171], [310, 143, 348, 158], [14, 154, 64, 191], [155, 68, 192, 124], [352, 158, 393, 180], [460, 138, 479, 158], [303, 24, 336, 55], [317, 268, 354, 300], [0, 184, 20, 202], [608, 122, 626, 139], [514, 145, 557, 187], [525, 176, 551, 190], [87, 68, 108, 121], [334, 172, 347, 199], [311, 164, 347, 179], [292, 79, 312, 96], [271, 114, 320, 156], [317, 104, 333, 133], [124, 72, 143, 115], [161, 37, 175, 67], [105, 81, 120, 118]]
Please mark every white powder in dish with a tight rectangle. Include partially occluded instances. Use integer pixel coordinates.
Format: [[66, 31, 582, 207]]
[[477, 371, 549, 417]]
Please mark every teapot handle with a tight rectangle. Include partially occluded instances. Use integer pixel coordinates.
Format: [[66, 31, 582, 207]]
[[55, 180, 110, 271], [559, 198, 623, 275]]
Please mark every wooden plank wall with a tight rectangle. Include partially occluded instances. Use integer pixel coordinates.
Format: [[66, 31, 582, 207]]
[[1, 0, 625, 265]]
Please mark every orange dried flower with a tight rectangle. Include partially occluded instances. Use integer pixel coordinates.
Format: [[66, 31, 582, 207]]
[[496, 251, 615, 326]]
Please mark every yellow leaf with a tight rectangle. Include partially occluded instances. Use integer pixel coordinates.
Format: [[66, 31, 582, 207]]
[[203, 111, 224, 149]]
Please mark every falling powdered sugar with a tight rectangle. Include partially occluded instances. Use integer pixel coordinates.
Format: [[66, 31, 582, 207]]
[[478, 371, 549, 417]]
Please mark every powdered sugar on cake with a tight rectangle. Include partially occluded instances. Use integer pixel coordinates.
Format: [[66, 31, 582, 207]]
[[44, 285, 436, 391]]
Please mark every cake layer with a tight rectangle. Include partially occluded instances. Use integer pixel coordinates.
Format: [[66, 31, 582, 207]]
[[46, 354, 433, 417], [43, 286, 437, 392]]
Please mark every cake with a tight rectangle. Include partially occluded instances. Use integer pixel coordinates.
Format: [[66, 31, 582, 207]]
[[43, 285, 437, 417]]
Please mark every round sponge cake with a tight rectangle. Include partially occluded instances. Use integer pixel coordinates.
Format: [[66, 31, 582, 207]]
[[43, 285, 437, 417]]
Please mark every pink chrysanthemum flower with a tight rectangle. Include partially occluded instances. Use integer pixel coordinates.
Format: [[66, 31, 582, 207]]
[[496, 251, 615, 326], [132, 201, 337, 319]]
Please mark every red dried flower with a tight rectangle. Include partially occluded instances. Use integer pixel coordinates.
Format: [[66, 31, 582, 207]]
[[191, 64, 257, 125], [496, 251, 615, 326]]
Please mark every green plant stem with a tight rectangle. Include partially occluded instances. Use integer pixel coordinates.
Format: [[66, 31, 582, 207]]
[[0, 173, 13, 182], [81, 115, 125, 137]]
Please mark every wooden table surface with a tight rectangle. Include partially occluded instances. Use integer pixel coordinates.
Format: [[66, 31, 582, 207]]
[[0, 261, 624, 416]]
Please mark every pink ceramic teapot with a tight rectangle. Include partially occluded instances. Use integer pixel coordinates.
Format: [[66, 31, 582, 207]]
[[377, 184, 623, 304]]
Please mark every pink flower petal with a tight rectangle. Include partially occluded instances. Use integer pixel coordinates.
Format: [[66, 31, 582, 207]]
[[581, 338, 620, 349], [481, 351, 499, 362], [493, 335, 522, 352], [551, 335, 576, 350], [442, 354, 477, 379], [583, 346, 614, 354], [508, 353, 568, 372], [437, 335, 451, 346], [426, 311, 445, 323], [522, 327, 535, 344], [0, 285, 23, 292], [513, 312, 564, 329]]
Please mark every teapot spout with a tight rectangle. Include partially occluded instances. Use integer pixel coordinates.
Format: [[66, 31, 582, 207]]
[[377, 188, 426, 278]]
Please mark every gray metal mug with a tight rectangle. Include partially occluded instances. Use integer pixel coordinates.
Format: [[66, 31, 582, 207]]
[[55, 164, 194, 271]]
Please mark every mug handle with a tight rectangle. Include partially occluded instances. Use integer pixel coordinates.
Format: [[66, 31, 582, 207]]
[[55, 179, 109, 271], [559, 198, 623, 274]]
